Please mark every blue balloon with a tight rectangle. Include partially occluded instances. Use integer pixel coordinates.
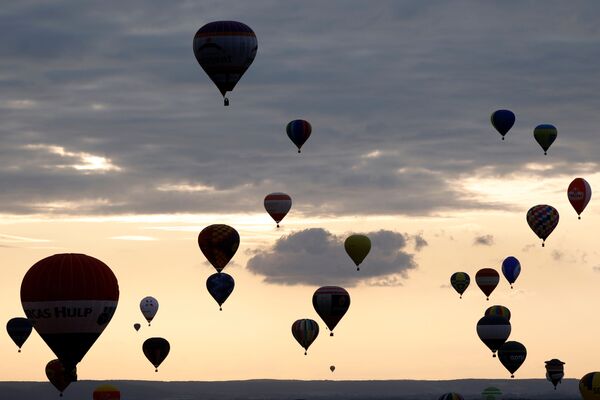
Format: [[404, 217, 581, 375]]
[[206, 272, 235, 310], [501, 256, 521, 289], [491, 110, 516, 140]]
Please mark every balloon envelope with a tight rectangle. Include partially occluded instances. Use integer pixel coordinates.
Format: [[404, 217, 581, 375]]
[[140, 296, 159, 325], [286, 120, 312, 153], [330, 365, 335, 372], [580, 372, 600, 399], [450, 272, 470, 298], [264, 193, 292, 227], [526, 205, 559, 246], [192, 21, 258, 103], [206, 272, 235, 310], [344, 234, 371, 270], [21, 254, 119, 372], [490, 109, 515, 139], [534, 124, 557, 155], [501, 256, 521, 288], [133, 323, 141, 332], [438, 393, 464, 400], [475, 268, 500, 300], [6, 317, 32, 351], [291, 319, 319, 355], [45, 359, 75, 395], [93, 384, 120, 400], [568, 178, 592, 218], [143, 337, 170, 372], [312, 286, 350, 336], [498, 341, 527, 378], [198, 224, 240, 272], [476, 315, 511, 356], [485, 305, 511, 321], [545, 359, 565, 389]]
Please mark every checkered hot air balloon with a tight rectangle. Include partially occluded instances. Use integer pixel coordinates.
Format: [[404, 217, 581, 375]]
[[526, 205, 559, 247]]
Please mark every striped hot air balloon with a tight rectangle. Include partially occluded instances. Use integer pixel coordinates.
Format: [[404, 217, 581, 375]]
[[485, 305, 511, 321], [476, 315, 511, 357], [475, 268, 500, 300], [264, 193, 292, 228], [286, 119, 312, 153], [291, 319, 319, 355]]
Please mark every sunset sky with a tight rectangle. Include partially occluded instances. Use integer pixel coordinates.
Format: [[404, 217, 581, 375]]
[[1, 0, 600, 383]]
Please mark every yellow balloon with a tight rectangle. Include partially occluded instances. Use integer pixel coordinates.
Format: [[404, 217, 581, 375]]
[[580, 372, 600, 399], [344, 234, 371, 270]]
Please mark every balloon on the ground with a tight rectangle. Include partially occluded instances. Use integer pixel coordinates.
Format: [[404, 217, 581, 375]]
[[93, 384, 120, 400], [286, 119, 312, 153], [206, 272, 235, 310], [291, 319, 319, 355], [344, 234, 371, 271], [450, 272, 470, 299], [534, 124, 557, 155], [193, 21, 257, 106], [580, 372, 600, 399], [476, 316, 511, 357], [133, 323, 141, 332], [264, 193, 292, 228], [313, 286, 350, 336], [485, 305, 511, 321], [545, 359, 565, 390], [490, 109, 515, 140], [475, 268, 500, 300], [6, 317, 32, 352], [198, 224, 240, 272], [21, 254, 119, 374], [498, 341, 527, 378], [568, 178, 592, 219], [140, 296, 159, 326], [501, 256, 521, 289], [481, 386, 502, 400], [45, 359, 75, 397], [143, 337, 170, 372], [526, 205, 559, 247], [438, 393, 464, 400]]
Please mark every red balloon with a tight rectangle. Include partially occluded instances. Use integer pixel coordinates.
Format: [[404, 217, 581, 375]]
[[21, 254, 119, 372], [475, 268, 500, 300], [568, 178, 592, 219]]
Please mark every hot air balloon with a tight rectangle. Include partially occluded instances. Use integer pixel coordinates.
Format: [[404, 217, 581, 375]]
[[580, 372, 600, 399], [545, 359, 565, 389], [140, 296, 159, 326], [291, 319, 319, 355], [193, 21, 258, 106], [6, 317, 32, 352], [134, 323, 141, 332], [534, 124, 557, 155], [476, 316, 511, 357], [198, 224, 240, 273], [313, 286, 350, 337], [450, 272, 470, 299], [286, 120, 312, 153], [568, 178, 592, 219], [21, 254, 119, 375], [526, 205, 559, 247], [45, 359, 75, 397], [206, 272, 235, 310], [143, 337, 170, 372], [501, 256, 521, 289], [498, 341, 526, 378], [491, 109, 515, 140], [485, 305, 511, 321], [93, 384, 120, 400], [264, 193, 292, 228], [330, 365, 335, 373], [475, 268, 500, 300], [481, 387, 502, 400], [344, 234, 371, 271], [438, 393, 464, 400]]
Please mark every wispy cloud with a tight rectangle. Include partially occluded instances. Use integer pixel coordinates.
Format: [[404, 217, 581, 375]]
[[24, 144, 121, 173]]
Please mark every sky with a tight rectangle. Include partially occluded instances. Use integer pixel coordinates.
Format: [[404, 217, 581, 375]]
[[1, 0, 600, 383]]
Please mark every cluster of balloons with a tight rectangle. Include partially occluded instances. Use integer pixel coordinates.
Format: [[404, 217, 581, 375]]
[[490, 109, 557, 155], [450, 257, 521, 300]]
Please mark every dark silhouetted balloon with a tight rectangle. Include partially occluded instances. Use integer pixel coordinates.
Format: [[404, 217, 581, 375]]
[[287, 120, 312, 153], [526, 205, 559, 247], [45, 359, 75, 397], [568, 178, 592, 219], [313, 286, 350, 336], [490, 109, 515, 140], [476, 316, 511, 357], [501, 256, 521, 289], [498, 341, 527, 378], [134, 323, 141, 332], [193, 21, 258, 106], [21, 254, 119, 374], [534, 124, 557, 155], [6, 317, 32, 352], [579, 372, 600, 399], [344, 234, 371, 271], [198, 224, 240, 273], [143, 337, 170, 372], [291, 319, 319, 355], [330, 365, 335, 372], [545, 359, 565, 390], [206, 272, 235, 310], [450, 272, 470, 299], [264, 193, 292, 228], [475, 268, 500, 300]]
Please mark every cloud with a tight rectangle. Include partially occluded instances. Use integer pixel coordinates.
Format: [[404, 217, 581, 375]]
[[413, 234, 428, 251], [593, 265, 600, 272], [473, 234, 494, 246], [246, 228, 419, 287]]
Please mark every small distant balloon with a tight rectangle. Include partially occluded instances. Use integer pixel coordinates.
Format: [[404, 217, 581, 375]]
[[330, 365, 335, 373], [450, 272, 470, 299], [291, 319, 319, 355], [545, 359, 565, 390], [344, 234, 371, 271], [313, 286, 350, 336], [475, 268, 500, 300], [134, 323, 141, 332], [264, 193, 292, 228], [140, 296, 159, 326], [526, 205, 559, 247], [533, 124, 557, 155], [6, 317, 32, 352], [476, 315, 511, 357], [143, 337, 170, 372], [501, 256, 521, 289], [485, 305, 511, 321], [287, 119, 312, 153], [93, 384, 121, 400], [568, 178, 592, 219], [498, 341, 527, 378], [198, 224, 240, 273], [490, 109, 515, 140], [206, 272, 235, 310]]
